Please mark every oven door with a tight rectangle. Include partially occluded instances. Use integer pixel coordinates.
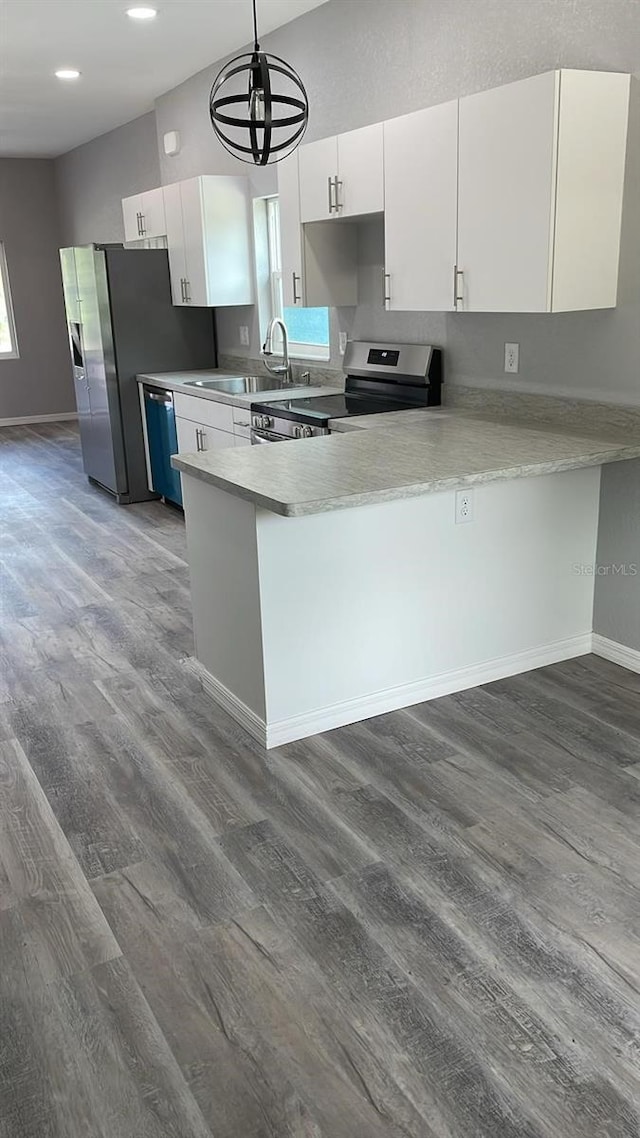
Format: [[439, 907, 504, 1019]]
[[251, 428, 289, 444]]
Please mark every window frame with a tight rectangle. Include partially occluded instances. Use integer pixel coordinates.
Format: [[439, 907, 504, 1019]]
[[265, 195, 330, 363], [0, 243, 19, 360]]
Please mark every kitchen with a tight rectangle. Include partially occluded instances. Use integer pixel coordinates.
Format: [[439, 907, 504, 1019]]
[[1, 2, 640, 1136]]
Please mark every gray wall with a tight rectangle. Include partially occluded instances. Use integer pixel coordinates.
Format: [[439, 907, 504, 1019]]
[[152, 0, 640, 403], [55, 111, 160, 246], [0, 159, 74, 420]]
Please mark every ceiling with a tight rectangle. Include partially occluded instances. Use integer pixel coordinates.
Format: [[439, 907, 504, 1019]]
[[0, 0, 329, 158]]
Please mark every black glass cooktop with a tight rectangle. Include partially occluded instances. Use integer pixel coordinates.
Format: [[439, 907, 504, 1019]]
[[252, 392, 420, 426]]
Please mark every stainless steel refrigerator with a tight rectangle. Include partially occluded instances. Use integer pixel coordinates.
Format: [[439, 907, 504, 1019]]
[[59, 244, 216, 503]]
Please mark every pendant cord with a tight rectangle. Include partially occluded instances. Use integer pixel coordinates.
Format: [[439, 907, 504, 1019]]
[[252, 0, 260, 50]]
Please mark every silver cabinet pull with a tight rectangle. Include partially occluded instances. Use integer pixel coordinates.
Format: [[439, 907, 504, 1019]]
[[185, 279, 191, 303], [334, 178, 343, 211], [199, 428, 207, 451], [383, 271, 391, 309], [139, 212, 146, 236], [327, 175, 335, 214], [454, 265, 464, 309], [292, 271, 301, 304], [195, 428, 202, 451], [136, 212, 141, 236]]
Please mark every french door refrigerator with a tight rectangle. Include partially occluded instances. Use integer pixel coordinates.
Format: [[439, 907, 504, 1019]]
[[59, 245, 215, 503]]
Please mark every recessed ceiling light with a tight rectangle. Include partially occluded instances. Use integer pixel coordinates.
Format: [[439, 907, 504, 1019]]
[[126, 6, 157, 18], [55, 69, 81, 80]]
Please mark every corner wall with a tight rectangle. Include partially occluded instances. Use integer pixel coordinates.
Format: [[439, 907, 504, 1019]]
[[0, 159, 74, 420], [55, 111, 160, 246]]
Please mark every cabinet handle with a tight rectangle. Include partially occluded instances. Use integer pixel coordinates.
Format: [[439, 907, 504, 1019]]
[[179, 278, 185, 302], [195, 428, 202, 451], [199, 428, 207, 451], [292, 271, 301, 304], [139, 212, 146, 236], [454, 265, 464, 310], [334, 178, 343, 212], [185, 279, 191, 303], [383, 271, 391, 309], [327, 176, 335, 214]]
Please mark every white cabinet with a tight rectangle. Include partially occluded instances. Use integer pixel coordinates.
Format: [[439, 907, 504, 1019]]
[[299, 137, 338, 223], [176, 416, 236, 458], [277, 154, 305, 308], [299, 124, 384, 222], [457, 69, 630, 312], [383, 101, 459, 312], [278, 151, 358, 308], [122, 188, 167, 242], [163, 175, 254, 308]]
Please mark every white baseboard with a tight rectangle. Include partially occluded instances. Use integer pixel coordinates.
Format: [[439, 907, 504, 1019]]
[[183, 657, 268, 745], [186, 633, 592, 750], [591, 633, 640, 673], [0, 412, 78, 427]]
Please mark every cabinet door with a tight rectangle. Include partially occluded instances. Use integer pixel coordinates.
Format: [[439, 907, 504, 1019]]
[[457, 71, 558, 312], [176, 416, 235, 456], [180, 178, 209, 306], [299, 137, 339, 222], [163, 183, 188, 305], [384, 101, 458, 312], [337, 124, 384, 217], [141, 188, 167, 239], [122, 194, 144, 242], [277, 154, 305, 306]]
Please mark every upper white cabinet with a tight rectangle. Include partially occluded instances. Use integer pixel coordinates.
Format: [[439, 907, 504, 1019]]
[[299, 124, 384, 222], [384, 100, 459, 312], [457, 69, 630, 312], [163, 176, 254, 308], [278, 154, 305, 308], [122, 188, 167, 242], [278, 152, 358, 308]]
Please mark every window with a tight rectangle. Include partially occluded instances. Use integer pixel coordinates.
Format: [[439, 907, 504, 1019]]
[[0, 244, 18, 359], [265, 196, 330, 361]]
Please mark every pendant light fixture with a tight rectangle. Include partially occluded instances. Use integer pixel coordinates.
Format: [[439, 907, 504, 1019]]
[[209, 0, 309, 166]]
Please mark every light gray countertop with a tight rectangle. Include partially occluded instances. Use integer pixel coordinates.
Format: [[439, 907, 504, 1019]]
[[137, 369, 335, 408], [171, 408, 640, 518]]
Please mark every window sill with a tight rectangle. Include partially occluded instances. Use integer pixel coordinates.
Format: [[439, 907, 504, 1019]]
[[0, 351, 19, 361]]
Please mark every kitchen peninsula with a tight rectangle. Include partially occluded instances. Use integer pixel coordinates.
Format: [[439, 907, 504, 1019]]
[[173, 411, 640, 747]]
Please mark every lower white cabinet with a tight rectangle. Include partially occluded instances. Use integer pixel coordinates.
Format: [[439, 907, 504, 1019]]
[[122, 188, 166, 242], [176, 416, 236, 457], [163, 175, 254, 308]]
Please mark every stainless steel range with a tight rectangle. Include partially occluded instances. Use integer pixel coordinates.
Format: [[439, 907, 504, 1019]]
[[250, 340, 442, 444]]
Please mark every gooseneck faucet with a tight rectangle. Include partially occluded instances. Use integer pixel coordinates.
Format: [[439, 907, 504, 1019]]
[[262, 317, 293, 383]]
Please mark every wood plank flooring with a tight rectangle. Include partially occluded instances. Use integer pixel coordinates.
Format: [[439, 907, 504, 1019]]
[[1, 421, 640, 1137]]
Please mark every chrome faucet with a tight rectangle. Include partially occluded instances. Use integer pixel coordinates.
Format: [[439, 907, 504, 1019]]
[[262, 317, 293, 383]]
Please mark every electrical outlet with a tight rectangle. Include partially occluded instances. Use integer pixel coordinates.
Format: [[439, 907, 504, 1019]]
[[239, 325, 250, 346], [455, 488, 473, 525], [504, 342, 519, 374], [339, 331, 348, 355]]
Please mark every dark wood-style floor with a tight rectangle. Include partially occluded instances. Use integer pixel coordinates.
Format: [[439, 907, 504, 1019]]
[[1, 421, 640, 1137]]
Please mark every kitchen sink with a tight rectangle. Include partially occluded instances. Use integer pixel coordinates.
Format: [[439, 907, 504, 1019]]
[[183, 375, 296, 395]]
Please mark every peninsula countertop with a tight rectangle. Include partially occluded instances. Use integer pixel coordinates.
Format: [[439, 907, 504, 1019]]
[[171, 408, 640, 517]]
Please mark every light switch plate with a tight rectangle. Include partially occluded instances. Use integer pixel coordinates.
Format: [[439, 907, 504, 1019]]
[[239, 325, 250, 346], [339, 332, 348, 355]]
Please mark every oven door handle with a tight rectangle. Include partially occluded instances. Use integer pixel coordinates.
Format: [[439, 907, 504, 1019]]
[[251, 428, 285, 444]]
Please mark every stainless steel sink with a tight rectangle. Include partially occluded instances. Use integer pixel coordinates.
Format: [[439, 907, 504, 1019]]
[[182, 375, 294, 395]]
